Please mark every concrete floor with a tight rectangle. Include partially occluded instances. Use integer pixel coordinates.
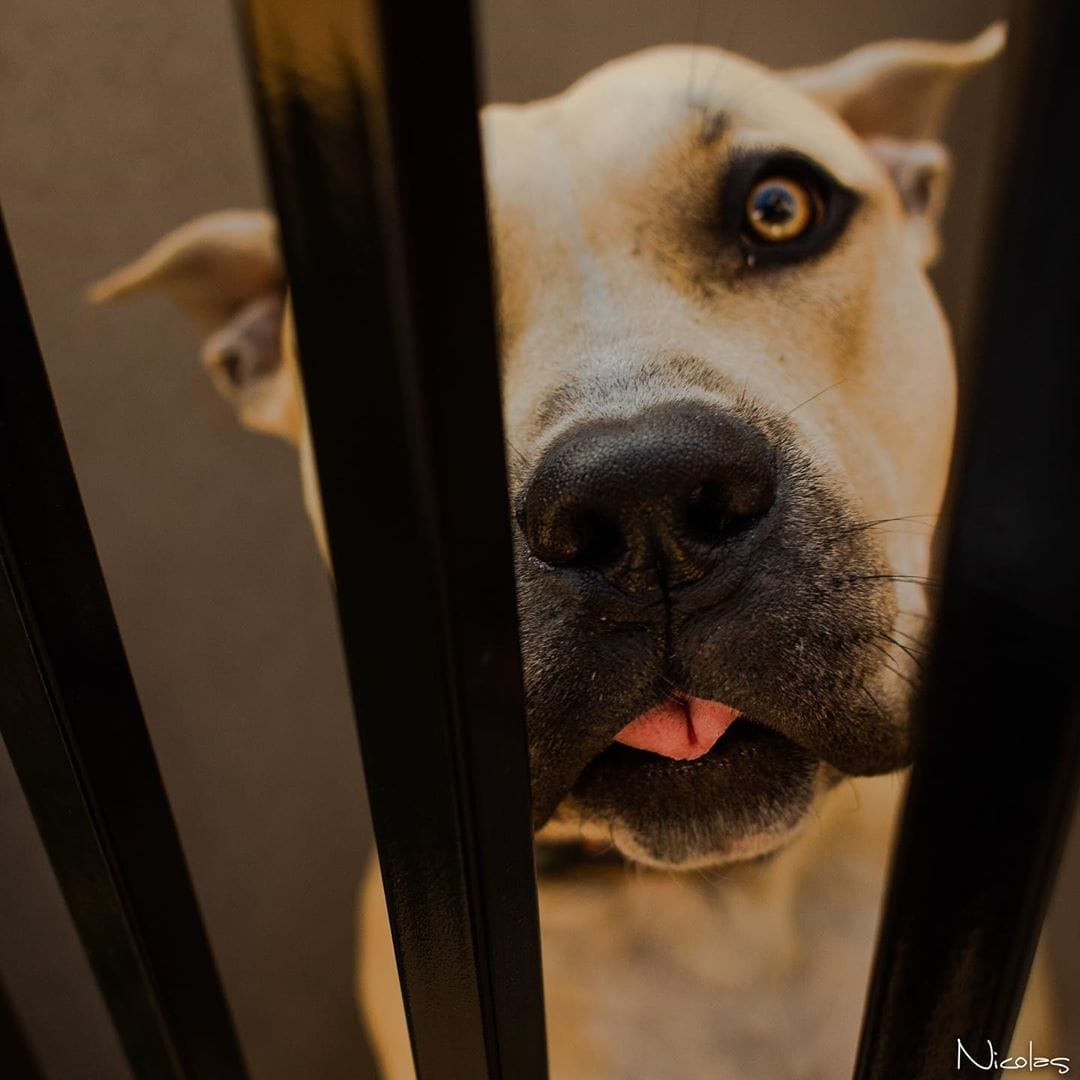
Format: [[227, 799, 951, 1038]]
[[1, 1, 1074, 1077]]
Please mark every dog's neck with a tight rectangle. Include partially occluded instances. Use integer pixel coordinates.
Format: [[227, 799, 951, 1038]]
[[532, 775, 906, 1079], [536, 773, 905, 990]]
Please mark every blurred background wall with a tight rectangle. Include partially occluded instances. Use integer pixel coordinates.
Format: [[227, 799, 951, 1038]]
[[1, 1, 1074, 1077]]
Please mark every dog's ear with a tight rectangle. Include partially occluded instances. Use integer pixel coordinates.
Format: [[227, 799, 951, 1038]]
[[786, 22, 1005, 264], [89, 210, 301, 443]]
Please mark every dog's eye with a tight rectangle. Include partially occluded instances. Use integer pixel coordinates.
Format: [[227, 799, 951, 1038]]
[[723, 151, 857, 268], [745, 177, 819, 243]]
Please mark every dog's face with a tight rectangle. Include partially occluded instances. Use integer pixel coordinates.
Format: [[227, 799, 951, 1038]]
[[94, 26, 1002, 869]]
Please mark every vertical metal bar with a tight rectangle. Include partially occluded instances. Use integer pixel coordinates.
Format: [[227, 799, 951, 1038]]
[[0, 211, 248, 1080], [236, 2, 547, 1079], [0, 978, 44, 1080], [852, 3, 1080, 1077]]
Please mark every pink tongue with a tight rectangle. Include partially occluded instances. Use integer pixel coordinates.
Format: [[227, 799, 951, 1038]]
[[614, 698, 739, 761]]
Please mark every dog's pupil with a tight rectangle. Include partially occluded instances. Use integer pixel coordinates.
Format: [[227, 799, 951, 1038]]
[[754, 185, 796, 225]]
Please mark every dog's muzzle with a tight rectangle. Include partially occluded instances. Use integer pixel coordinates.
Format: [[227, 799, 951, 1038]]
[[513, 395, 906, 863]]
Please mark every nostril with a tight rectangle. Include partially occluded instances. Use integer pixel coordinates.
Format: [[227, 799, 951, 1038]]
[[570, 511, 624, 569], [684, 471, 776, 545], [727, 465, 777, 522], [685, 481, 734, 541], [527, 503, 625, 569]]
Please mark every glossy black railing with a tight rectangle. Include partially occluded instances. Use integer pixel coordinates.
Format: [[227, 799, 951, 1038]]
[[0, 978, 43, 1080], [852, 2, 1080, 1077], [236, 1, 547, 1078], [0, 211, 248, 1079]]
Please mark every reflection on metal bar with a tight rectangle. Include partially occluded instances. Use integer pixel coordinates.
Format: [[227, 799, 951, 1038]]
[[0, 978, 44, 1080], [237, 2, 547, 1078], [853, 2, 1080, 1077], [0, 211, 248, 1080]]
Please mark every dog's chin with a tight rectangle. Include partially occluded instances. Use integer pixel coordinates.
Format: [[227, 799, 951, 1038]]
[[555, 719, 828, 870]]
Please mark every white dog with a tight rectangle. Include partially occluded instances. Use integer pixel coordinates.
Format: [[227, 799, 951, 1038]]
[[94, 22, 1057, 1078]]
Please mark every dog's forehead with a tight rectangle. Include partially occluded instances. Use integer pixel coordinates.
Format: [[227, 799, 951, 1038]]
[[481, 46, 879, 205]]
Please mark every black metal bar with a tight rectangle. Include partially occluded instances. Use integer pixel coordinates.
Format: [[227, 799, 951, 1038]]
[[853, 3, 1080, 1077], [236, 2, 547, 1079], [0, 978, 44, 1080], [0, 211, 248, 1080]]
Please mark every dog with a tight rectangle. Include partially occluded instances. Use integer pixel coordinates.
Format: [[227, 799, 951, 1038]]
[[92, 22, 1059, 1078]]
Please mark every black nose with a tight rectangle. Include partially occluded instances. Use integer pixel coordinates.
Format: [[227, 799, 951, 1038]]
[[520, 403, 777, 596]]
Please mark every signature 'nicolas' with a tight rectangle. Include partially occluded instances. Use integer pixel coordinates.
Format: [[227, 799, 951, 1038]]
[[957, 1039, 1070, 1074]]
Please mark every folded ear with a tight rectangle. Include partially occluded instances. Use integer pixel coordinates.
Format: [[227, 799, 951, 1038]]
[[89, 210, 301, 443], [786, 22, 1005, 265]]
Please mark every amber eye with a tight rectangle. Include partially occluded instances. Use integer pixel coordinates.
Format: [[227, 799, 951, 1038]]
[[745, 176, 818, 243]]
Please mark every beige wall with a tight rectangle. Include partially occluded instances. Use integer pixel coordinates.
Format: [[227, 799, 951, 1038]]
[[1, 2, 1074, 1078]]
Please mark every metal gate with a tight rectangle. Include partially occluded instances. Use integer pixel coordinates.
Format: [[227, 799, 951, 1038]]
[[1, 1, 1078, 1077]]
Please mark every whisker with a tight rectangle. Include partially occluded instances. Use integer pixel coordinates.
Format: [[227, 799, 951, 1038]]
[[897, 609, 931, 621], [686, 0, 706, 105], [695, 6, 742, 132], [882, 660, 919, 692], [859, 683, 890, 726], [869, 528, 938, 538], [843, 776, 863, 813], [504, 437, 529, 469], [782, 377, 847, 418], [696, 60, 727, 137], [656, 669, 682, 697], [878, 633, 925, 669], [836, 514, 939, 536], [857, 574, 940, 588], [865, 640, 920, 691], [696, 0, 752, 128]]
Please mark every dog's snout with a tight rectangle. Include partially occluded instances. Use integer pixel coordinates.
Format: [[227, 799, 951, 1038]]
[[521, 403, 777, 596]]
